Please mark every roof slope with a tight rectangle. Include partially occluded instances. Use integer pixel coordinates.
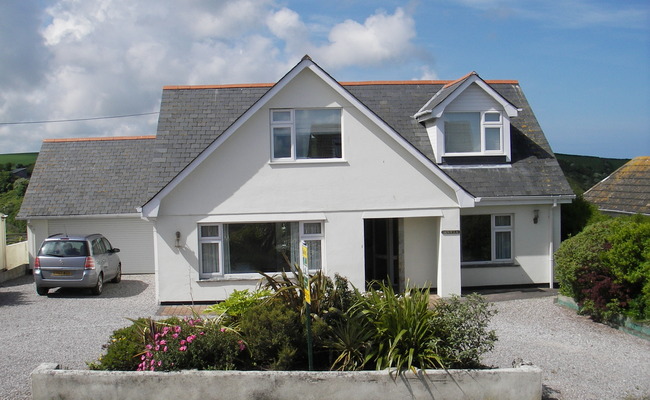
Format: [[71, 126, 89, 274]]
[[583, 156, 650, 215], [150, 79, 572, 200], [18, 136, 155, 218]]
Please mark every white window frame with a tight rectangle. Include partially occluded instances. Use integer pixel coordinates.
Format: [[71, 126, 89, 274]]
[[299, 221, 324, 272], [491, 214, 513, 263], [198, 224, 223, 278], [442, 111, 505, 156], [270, 108, 342, 162], [198, 221, 325, 279]]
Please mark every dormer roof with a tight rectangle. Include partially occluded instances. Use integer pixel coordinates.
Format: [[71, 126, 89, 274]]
[[414, 71, 519, 122]]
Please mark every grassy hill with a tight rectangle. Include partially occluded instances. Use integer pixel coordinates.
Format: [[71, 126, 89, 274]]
[[555, 153, 629, 195], [0, 152, 38, 167]]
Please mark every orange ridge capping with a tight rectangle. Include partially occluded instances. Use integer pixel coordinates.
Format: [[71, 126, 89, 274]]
[[163, 79, 518, 90], [43, 135, 156, 143]]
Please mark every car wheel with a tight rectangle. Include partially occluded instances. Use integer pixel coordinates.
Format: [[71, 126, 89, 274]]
[[111, 263, 122, 283], [91, 273, 104, 295], [36, 286, 49, 296]]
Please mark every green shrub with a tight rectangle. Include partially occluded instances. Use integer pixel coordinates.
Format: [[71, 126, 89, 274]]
[[238, 298, 305, 370], [88, 318, 148, 371], [202, 288, 272, 323], [137, 317, 246, 371], [555, 215, 650, 321], [336, 282, 443, 373], [89, 317, 246, 371], [428, 294, 498, 369]]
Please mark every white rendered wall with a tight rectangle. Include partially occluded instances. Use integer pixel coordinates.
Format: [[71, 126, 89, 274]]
[[403, 217, 439, 288], [154, 68, 463, 302], [461, 204, 554, 287]]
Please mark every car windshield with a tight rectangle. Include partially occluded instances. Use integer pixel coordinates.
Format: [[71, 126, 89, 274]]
[[39, 241, 89, 257]]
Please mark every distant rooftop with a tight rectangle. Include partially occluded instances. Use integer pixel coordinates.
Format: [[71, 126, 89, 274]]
[[584, 156, 650, 216]]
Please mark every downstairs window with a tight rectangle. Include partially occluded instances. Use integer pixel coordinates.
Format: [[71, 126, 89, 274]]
[[461, 214, 512, 264], [199, 221, 323, 278]]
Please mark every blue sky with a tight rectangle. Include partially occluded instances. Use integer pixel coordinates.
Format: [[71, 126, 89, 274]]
[[0, 0, 648, 159]]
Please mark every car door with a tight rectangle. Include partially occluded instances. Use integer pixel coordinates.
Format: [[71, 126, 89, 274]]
[[91, 238, 108, 276], [102, 237, 119, 278]]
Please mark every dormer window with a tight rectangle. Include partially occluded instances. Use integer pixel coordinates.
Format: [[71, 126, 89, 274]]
[[414, 72, 519, 164], [444, 111, 504, 154]]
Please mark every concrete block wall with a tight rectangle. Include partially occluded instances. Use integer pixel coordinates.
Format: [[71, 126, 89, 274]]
[[32, 363, 542, 400]]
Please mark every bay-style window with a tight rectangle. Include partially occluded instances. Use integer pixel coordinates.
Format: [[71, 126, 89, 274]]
[[271, 109, 342, 161], [461, 214, 513, 264], [199, 221, 324, 278], [444, 111, 503, 155]]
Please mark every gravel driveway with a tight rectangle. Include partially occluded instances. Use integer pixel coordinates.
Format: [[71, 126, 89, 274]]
[[0, 273, 158, 399], [1, 274, 649, 400]]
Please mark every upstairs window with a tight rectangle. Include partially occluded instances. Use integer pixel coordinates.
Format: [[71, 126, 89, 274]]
[[271, 109, 342, 161], [444, 112, 503, 155]]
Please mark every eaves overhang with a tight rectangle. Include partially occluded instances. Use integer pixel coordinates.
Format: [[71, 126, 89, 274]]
[[414, 72, 519, 123], [474, 195, 575, 207]]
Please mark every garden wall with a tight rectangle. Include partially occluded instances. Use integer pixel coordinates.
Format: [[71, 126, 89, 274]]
[[32, 363, 542, 400]]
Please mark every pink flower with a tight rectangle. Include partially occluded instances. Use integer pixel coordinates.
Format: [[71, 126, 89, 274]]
[[145, 344, 153, 350], [157, 361, 162, 367], [141, 355, 146, 361], [187, 335, 196, 343], [159, 340, 167, 345], [180, 340, 186, 346], [172, 333, 179, 339], [174, 326, 182, 333], [163, 346, 168, 352], [220, 328, 226, 333], [238, 340, 246, 351], [154, 345, 160, 351], [199, 332, 205, 335], [179, 346, 187, 352]]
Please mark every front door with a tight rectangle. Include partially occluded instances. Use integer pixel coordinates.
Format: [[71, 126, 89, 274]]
[[364, 218, 399, 290]]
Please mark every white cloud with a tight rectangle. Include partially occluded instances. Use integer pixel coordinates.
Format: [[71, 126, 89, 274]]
[[0, 1, 427, 153], [315, 8, 417, 69]]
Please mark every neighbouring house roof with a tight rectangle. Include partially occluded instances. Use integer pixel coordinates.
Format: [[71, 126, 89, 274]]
[[583, 156, 650, 215], [18, 136, 155, 218]]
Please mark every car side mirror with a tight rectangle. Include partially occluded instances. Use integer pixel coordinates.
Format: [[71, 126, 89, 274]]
[[111, 248, 120, 253]]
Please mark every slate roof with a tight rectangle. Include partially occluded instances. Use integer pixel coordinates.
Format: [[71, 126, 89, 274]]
[[18, 136, 154, 218], [20, 68, 573, 219], [147, 78, 572, 200], [583, 157, 650, 215]]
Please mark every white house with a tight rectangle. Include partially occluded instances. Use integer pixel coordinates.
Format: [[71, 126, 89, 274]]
[[20, 56, 574, 303]]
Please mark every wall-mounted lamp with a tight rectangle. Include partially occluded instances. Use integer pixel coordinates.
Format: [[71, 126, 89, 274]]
[[533, 210, 539, 224], [175, 231, 181, 248]]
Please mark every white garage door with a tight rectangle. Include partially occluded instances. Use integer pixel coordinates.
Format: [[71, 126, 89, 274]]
[[47, 217, 154, 274]]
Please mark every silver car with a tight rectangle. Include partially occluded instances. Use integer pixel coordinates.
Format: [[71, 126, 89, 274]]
[[33, 233, 122, 296]]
